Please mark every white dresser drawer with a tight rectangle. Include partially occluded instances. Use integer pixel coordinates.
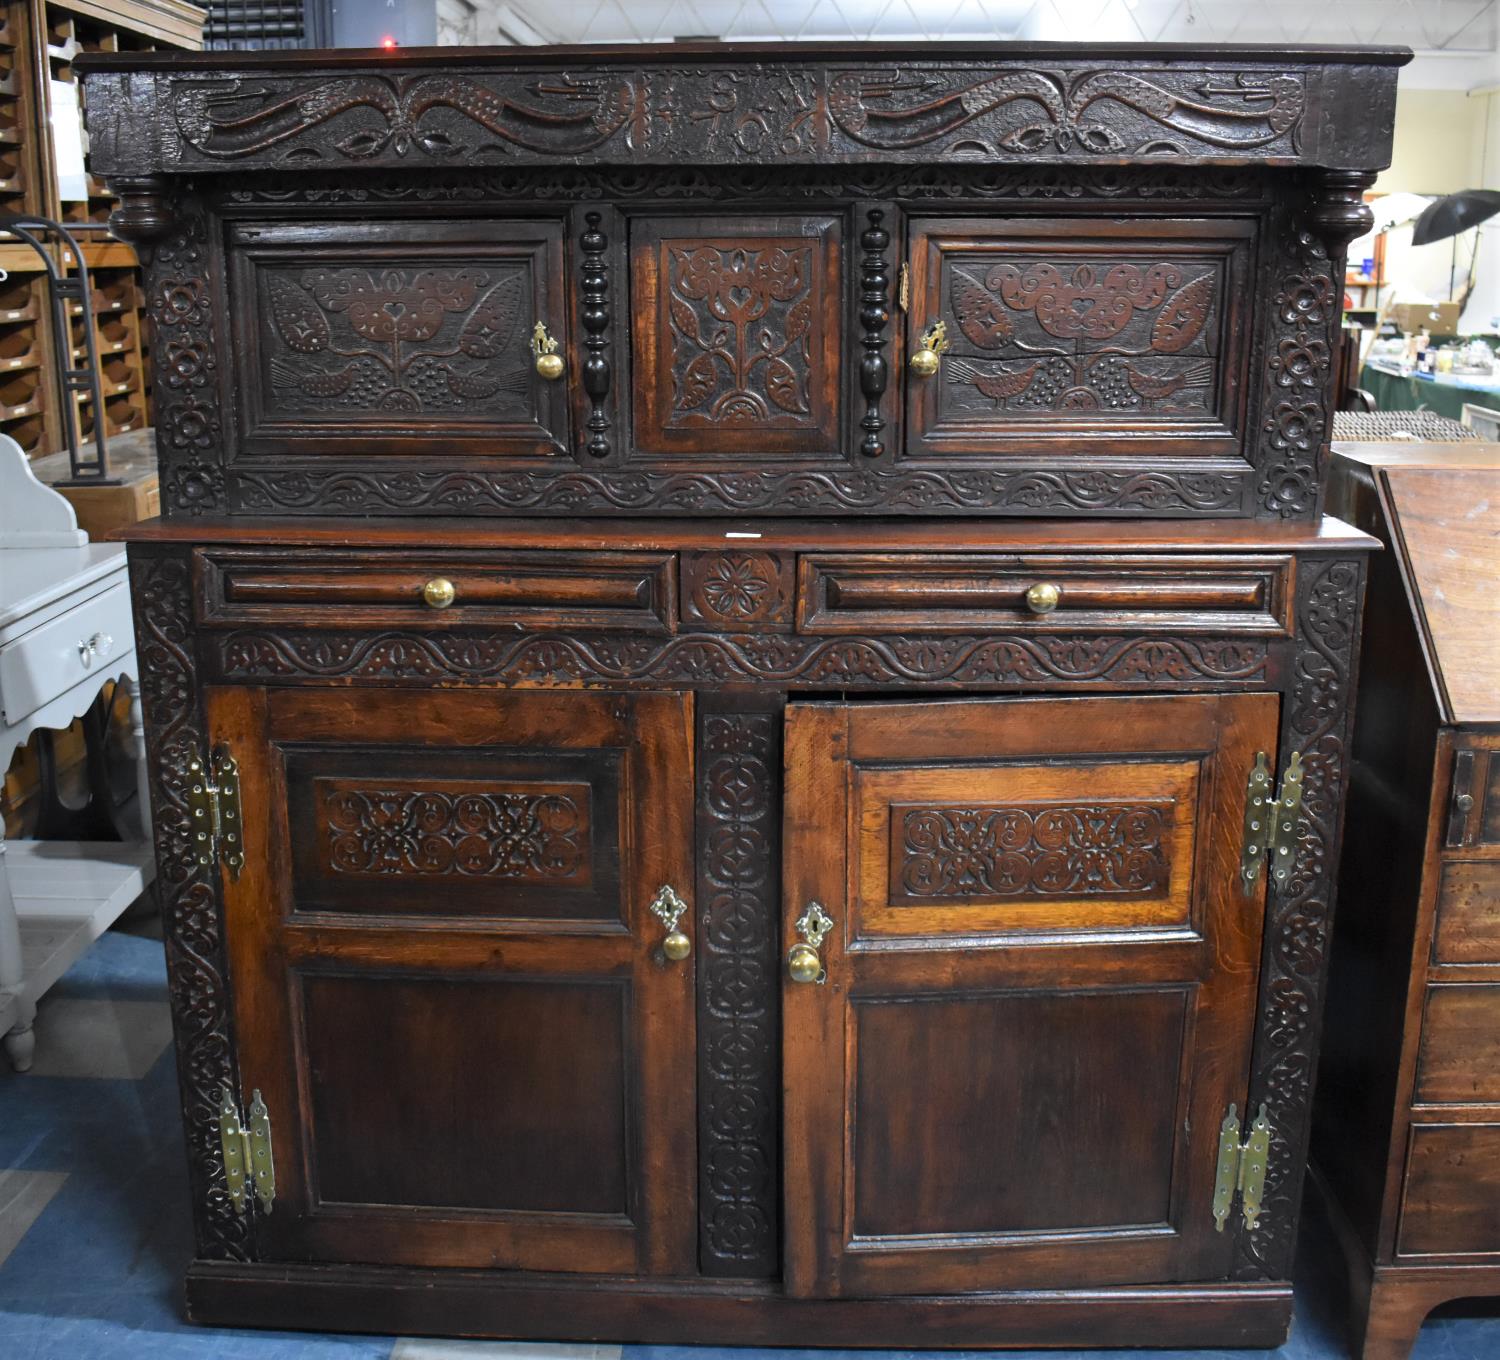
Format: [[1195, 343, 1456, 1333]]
[[0, 581, 133, 725]]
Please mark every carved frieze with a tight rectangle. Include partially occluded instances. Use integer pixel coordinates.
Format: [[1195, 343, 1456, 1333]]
[[896, 801, 1172, 900]]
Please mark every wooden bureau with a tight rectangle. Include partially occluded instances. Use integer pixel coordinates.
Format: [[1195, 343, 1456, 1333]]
[[77, 39, 1404, 1347], [1315, 445, 1500, 1360]]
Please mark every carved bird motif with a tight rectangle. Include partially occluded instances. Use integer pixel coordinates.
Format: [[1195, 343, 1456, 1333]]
[[947, 357, 1042, 405], [1123, 360, 1214, 406], [268, 357, 356, 398]]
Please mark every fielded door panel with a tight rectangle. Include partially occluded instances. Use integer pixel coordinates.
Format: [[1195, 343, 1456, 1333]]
[[782, 692, 1278, 1297], [208, 686, 697, 1274]]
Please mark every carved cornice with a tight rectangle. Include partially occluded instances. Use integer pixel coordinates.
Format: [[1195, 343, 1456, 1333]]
[[209, 629, 1269, 688], [78, 58, 1403, 178]]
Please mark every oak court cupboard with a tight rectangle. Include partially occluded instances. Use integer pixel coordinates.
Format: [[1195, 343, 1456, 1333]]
[[76, 37, 1406, 1348]]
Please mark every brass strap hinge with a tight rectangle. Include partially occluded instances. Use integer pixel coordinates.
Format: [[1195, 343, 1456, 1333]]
[[1212, 1102, 1271, 1233], [1240, 750, 1304, 894], [186, 745, 244, 881], [219, 1087, 275, 1215], [897, 261, 910, 312]]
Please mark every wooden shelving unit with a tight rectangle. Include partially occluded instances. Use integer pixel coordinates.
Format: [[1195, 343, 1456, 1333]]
[[0, 0, 203, 461]]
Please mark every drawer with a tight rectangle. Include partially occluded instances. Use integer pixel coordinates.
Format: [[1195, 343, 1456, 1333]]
[[1397, 1123, 1500, 1257], [1414, 984, 1500, 1103], [197, 550, 677, 632], [0, 581, 133, 724], [1433, 861, 1500, 964], [796, 553, 1292, 634]]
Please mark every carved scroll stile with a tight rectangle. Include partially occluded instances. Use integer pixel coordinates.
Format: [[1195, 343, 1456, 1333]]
[[858, 209, 890, 457], [129, 550, 250, 1262], [579, 212, 612, 459]]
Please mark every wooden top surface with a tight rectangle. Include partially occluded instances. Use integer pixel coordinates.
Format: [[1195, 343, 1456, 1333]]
[[1380, 465, 1500, 725], [117, 514, 1376, 554]]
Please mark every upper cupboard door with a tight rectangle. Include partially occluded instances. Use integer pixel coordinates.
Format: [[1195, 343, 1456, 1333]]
[[228, 219, 569, 458], [630, 215, 844, 459], [207, 687, 697, 1275], [904, 218, 1255, 462], [782, 692, 1278, 1297]]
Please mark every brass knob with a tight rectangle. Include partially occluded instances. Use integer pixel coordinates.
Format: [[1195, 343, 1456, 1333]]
[[909, 320, 948, 378], [649, 885, 690, 965], [422, 577, 456, 609], [787, 942, 822, 984], [531, 321, 564, 381], [663, 930, 691, 962], [1025, 581, 1061, 615]]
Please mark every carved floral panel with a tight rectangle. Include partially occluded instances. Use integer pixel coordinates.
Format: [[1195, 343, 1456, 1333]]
[[893, 800, 1173, 902], [230, 221, 567, 456], [632, 217, 842, 457], [316, 778, 590, 883], [907, 219, 1254, 459]]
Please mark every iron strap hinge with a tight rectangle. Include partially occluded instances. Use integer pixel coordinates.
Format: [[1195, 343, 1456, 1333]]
[[1212, 1102, 1272, 1234], [1239, 749, 1304, 894], [219, 1087, 275, 1216], [186, 745, 244, 881]]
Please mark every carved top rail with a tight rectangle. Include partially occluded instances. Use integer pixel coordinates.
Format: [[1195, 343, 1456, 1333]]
[[78, 41, 1408, 177]]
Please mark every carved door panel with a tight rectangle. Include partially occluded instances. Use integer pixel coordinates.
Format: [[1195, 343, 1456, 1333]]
[[208, 686, 697, 1274], [228, 219, 569, 459], [903, 218, 1255, 464], [782, 692, 1278, 1296], [629, 214, 844, 460]]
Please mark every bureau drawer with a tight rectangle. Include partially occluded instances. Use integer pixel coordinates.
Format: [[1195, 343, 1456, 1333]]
[[1398, 1124, 1500, 1257], [1415, 984, 1500, 1104], [0, 581, 133, 724], [197, 550, 677, 632], [796, 553, 1291, 634], [1433, 862, 1500, 964]]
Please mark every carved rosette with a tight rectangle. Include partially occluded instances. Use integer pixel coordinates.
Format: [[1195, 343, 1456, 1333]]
[[210, 630, 1268, 688], [681, 552, 795, 632], [146, 196, 226, 516], [696, 706, 781, 1276], [128, 549, 250, 1263], [1255, 202, 1340, 518], [1235, 556, 1365, 1279]]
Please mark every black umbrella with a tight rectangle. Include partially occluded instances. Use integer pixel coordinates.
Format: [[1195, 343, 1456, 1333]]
[[1411, 189, 1500, 245]]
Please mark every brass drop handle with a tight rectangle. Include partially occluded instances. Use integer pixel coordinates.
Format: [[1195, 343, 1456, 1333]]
[[649, 884, 691, 963], [908, 320, 949, 378], [787, 901, 834, 985], [1025, 581, 1061, 614], [532, 321, 564, 381], [421, 577, 456, 609]]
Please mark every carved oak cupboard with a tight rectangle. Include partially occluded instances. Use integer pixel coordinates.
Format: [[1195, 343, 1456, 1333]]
[[78, 38, 1404, 1347]]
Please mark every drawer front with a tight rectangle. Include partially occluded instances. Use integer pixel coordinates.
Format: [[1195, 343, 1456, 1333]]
[[1433, 861, 1500, 964], [1398, 1124, 1500, 1257], [902, 216, 1255, 462], [197, 550, 677, 632], [227, 218, 569, 459], [0, 582, 133, 723], [797, 553, 1291, 635], [1414, 984, 1500, 1104]]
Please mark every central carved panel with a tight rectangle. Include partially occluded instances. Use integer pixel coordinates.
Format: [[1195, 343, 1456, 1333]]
[[317, 778, 590, 884], [631, 215, 842, 459], [893, 800, 1172, 901]]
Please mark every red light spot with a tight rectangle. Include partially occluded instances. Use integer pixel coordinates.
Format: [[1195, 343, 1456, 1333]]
[[381, 35, 397, 49]]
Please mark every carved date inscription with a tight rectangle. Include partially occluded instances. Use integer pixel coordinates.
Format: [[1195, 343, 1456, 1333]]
[[261, 264, 533, 418], [895, 800, 1172, 901], [318, 778, 589, 883], [941, 255, 1224, 417]]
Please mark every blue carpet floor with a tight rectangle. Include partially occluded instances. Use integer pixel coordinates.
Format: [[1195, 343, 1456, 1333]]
[[0, 927, 1494, 1360]]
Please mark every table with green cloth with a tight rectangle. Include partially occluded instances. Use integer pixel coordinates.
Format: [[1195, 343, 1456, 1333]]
[[1359, 358, 1500, 421]]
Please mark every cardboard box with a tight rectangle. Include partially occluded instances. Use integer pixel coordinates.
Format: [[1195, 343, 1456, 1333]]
[[1389, 300, 1462, 335]]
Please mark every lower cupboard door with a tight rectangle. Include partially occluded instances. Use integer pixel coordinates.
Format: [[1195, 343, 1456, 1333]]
[[207, 685, 697, 1274], [781, 692, 1279, 1297]]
